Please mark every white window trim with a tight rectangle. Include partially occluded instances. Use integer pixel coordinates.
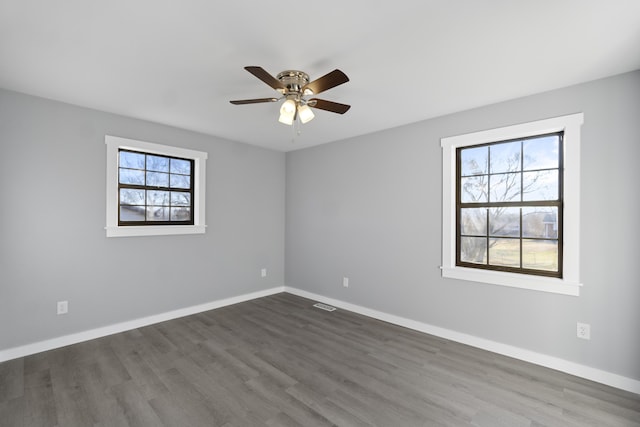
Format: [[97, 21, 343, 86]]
[[105, 135, 207, 237], [440, 113, 583, 296]]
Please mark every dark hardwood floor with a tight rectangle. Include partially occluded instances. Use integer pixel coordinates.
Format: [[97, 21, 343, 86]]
[[1, 292, 639, 426]]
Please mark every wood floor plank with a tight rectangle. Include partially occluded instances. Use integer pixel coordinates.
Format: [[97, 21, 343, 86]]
[[156, 368, 227, 426], [1, 292, 638, 426], [108, 380, 164, 427], [147, 393, 199, 427], [0, 358, 24, 403], [265, 412, 302, 427], [115, 349, 169, 401], [245, 375, 334, 427], [0, 397, 24, 427], [49, 383, 95, 427], [23, 369, 57, 427], [71, 363, 123, 425], [225, 346, 298, 389], [286, 382, 372, 427]]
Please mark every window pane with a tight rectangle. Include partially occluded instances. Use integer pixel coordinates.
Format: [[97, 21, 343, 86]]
[[170, 207, 191, 221], [147, 155, 169, 172], [489, 238, 520, 267], [171, 191, 191, 206], [460, 208, 487, 236], [489, 207, 520, 237], [170, 158, 191, 175], [523, 135, 559, 170], [461, 176, 488, 203], [119, 151, 145, 169], [523, 239, 558, 271], [170, 174, 191, 189], [119, 168, 145, 185], [460, 146, 488, 176], [120, 188, 145, 205], [120, 206, 145, 221], [489, 172, 521, 202], [460, 236, 487, 264], [490, 140, 521, 173], [523, 170, 558, 201], [147, 190, 170, 206], [146, 171, 169, 187], [147, 207, 169, 221], [522, 207, 558, 238]]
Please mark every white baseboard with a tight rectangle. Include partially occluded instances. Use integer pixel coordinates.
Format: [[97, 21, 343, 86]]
[[0, 286, 285, 363], [284, 286, 640, 395]]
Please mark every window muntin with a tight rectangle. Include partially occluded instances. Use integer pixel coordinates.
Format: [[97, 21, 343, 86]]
[[118, 149, 195, 225], [456, 133, 562, 277]]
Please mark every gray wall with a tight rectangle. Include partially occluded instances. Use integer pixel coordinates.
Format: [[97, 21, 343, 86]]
[[0, 89, 285, 350], [286, 70, 640, 381]]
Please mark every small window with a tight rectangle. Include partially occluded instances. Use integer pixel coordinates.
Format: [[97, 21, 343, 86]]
[[456, 133, 562, 277], [105, 136, 207, 237], [118, 149, 194, 225], [441, 113, 583, 296]]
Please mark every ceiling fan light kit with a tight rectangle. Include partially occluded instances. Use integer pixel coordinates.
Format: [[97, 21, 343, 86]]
[[230, 66, 351, 127], [297, 104, 315, 124], [278, 98, 297, 125]]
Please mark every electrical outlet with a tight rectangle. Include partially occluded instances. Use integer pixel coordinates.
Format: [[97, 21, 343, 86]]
[[577, 322, 590, 340], [57, 301, 68, 315], [342, 277, 349, 288], [261, 268, 267, 278]]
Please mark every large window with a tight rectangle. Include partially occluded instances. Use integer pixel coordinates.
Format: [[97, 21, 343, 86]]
[[441, 113, 583, 296], [105, 136, 207, 237], [457, 133, 562, 277]]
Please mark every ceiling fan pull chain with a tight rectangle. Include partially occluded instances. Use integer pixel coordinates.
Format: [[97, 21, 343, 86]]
[[290, 117, 297, 143]]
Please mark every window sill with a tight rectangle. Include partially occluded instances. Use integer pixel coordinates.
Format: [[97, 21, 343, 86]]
[[440, 266, 581, 296], [105, 224, 206, 238]]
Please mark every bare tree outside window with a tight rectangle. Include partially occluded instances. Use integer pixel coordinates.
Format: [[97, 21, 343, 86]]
[[456, 133, 562, 277]]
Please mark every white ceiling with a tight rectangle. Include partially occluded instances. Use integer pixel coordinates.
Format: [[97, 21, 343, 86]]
[[1, 1, 639, 152]]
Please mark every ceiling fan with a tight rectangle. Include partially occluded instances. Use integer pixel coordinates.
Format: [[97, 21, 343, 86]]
[[230, 66, 351, 126]]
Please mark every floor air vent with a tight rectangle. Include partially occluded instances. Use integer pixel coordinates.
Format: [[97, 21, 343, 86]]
[[313, 302, 336, 312]]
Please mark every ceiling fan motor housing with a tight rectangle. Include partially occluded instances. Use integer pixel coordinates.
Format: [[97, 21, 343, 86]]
[[276, 70, 311, 95]]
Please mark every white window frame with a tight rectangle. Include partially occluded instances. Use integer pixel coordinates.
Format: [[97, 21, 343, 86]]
[[441, 113, 583, 296], [105, 135, 207, 237]]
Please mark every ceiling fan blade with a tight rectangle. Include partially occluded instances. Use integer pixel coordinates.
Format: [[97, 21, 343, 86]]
[[302, 69, 349, 95], [230, 98, 278, 105], [244, 66, 285, 90], [308, 98, 351, 114]]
